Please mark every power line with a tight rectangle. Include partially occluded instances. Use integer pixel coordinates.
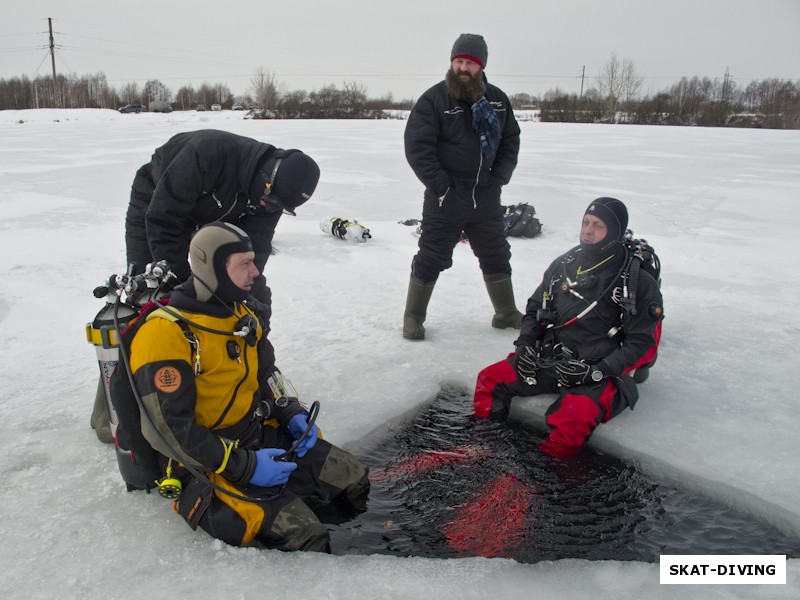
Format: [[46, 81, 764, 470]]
[[6, 17, 798, 98]]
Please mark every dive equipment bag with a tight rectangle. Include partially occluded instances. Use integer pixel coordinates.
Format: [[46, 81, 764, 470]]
[[503, 203, 542, 238]]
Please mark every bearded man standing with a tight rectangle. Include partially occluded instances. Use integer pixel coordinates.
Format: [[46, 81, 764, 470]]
[[403, 33, 522, 340]]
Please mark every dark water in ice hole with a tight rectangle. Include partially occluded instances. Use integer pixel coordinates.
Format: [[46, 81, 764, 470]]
[[328, 386, 800, 563]]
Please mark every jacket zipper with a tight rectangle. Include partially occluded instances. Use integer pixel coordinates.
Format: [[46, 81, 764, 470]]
[[213, 191, 238, 221], [471, 152, 483, 209]]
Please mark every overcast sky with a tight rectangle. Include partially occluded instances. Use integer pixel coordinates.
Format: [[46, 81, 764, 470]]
[[2, 0, 798, 101]]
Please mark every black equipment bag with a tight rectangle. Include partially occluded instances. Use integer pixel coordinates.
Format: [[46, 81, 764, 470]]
[[503, 203, 542, 238]]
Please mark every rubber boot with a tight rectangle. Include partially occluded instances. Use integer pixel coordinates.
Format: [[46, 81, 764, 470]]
[[403, 277, 435, 340], [484, 273, 524, 329]]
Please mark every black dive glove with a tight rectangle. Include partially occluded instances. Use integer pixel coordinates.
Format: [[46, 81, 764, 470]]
[[555, 359, 604, 388], [515, 345, 540, 385]]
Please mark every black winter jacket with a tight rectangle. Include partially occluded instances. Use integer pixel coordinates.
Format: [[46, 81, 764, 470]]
[[125, 129, 281, 288], [516, 244, 663, 378], [404, 78, 520, 203]]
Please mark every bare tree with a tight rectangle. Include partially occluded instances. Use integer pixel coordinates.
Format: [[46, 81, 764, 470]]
[[119, 81, 141, 105], [250, 67, 280, 109], [212, 82, 233, 107], [89, 72, 114, 109], [276, 89, 309, 118], [309, 84, 339, 117], [197, 82, 216, 107], [620, 57, 644, 104], [143, 79, 171, 103], [0, 75, 34, 109], [342, 80, 368, 115], [595, 52, 644, 117], [175, 85, 195, 110]]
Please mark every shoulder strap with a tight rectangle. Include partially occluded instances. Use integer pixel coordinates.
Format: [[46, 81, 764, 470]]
[[620, 255, 641, 317], [146, 306, 182, 323], [145, 306, 194, 343], [619, 237, 660, 321]]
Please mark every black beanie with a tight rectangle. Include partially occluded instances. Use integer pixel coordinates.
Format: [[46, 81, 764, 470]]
[[250, 150, 320, 215], [584, 197, 629, 243], [189, 222, 253, 303], [450, 33, 488, 69]]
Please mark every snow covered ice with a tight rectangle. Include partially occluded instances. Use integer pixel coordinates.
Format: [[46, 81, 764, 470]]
[[0, 108, 798, 599]]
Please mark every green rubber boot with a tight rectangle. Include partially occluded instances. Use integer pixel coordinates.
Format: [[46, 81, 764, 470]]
[[403, 278, 435, 340], [484, 273, 524, 329]]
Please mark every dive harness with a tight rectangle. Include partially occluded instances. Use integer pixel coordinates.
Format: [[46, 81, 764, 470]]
[[100, 262, 320, 503], [522, 232, 660, 385]]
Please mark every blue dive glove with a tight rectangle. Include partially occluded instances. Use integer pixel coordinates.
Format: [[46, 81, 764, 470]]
[[249, 448, 297, 487], [287, 413, 319, 458]]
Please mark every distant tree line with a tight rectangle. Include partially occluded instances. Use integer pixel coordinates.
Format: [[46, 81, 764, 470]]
[[246, 69, 404, 119], [528, 77, 800, 129], [0, 68, 413, 118], [516, 53, 800, 129], [1, 58, 797, 128]]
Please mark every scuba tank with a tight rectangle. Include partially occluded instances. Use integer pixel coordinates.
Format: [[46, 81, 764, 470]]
[[85, 263, 174, 491], [86, 296, 147, 490], [320, 217, 371, 243]]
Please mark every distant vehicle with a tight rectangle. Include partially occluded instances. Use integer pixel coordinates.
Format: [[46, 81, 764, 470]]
[[232, 103, 244, 111], [725, 113, 765, 128], [119, 104, 146, 114], [148, 100, 173, 113], [196, 104, 206, 111], [211, 104, 222, 111]]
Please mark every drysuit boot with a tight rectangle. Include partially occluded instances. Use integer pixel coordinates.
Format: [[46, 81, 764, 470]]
[[403, 277, 435, 340], [484, 273, 524, 329]]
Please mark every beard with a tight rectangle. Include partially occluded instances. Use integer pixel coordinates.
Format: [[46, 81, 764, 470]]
[[445, 67, 486, 102]]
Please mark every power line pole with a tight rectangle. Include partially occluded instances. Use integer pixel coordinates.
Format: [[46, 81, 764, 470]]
[[722, 66, 731, 103], [48, 17, 59, 108], [579, 65, 585, 98]]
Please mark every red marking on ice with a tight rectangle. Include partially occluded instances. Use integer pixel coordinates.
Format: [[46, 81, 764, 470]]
[[370, 446, 489, 483], [443, 473, 536, 558]]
